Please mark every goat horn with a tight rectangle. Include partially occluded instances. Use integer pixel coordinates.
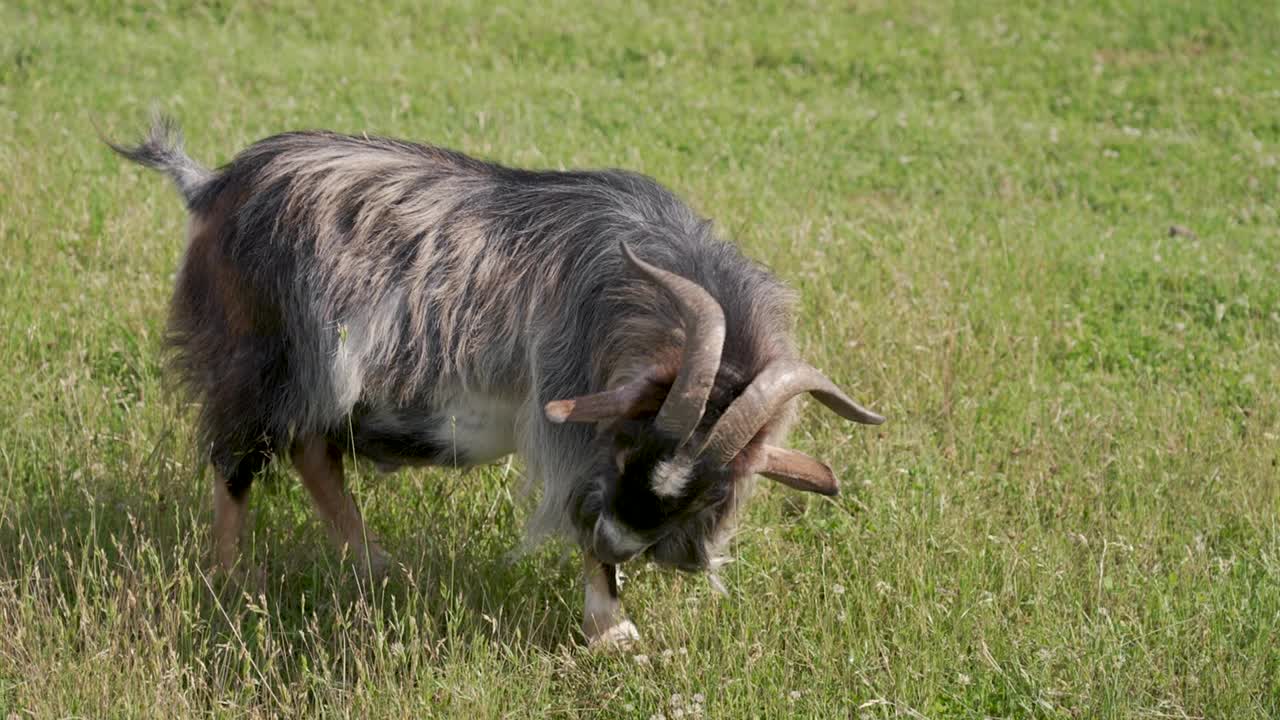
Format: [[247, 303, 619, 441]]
[[702, 358, 884, 465], [757, 445, 839, 496], [619, 242, 726, 447], [544, 367, 672, 424]]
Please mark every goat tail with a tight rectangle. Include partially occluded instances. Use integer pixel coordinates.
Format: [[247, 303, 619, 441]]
[[105, 112, 211, 208]]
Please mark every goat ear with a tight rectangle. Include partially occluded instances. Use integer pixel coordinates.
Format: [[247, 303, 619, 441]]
[[545, 373, 670, 424], [756, 445, 839, 496]]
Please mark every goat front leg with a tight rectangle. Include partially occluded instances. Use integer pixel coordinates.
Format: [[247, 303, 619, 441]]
[[582, 552, 640, 649], [291, 435, 391, 576]]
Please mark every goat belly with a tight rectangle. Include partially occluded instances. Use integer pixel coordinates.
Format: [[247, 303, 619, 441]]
[[344, 393, 519, 470]]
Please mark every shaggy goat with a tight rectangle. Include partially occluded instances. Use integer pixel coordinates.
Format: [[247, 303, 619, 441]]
[[108, 115, 884, 647]]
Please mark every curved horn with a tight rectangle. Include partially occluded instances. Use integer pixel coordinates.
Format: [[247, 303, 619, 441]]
[[544, 370, 670, 424], [619, 242, 726, 447], [757, 445, 839, 496], [702, 358, 884, 465]]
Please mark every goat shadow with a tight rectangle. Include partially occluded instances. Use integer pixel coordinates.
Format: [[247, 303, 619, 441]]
[[0, 450, 587, 673]]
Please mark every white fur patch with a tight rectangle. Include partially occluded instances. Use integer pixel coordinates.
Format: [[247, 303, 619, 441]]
[[651, 457, 694, 498], [330, 338, 364, 411], [330, 291, 405, 413], [429, 391, 520, 465]]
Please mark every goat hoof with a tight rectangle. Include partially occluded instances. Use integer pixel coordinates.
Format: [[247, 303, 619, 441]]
[[353, 545, 393, 579], [587, 620, 641, 651], [210, 561, 266, 593]]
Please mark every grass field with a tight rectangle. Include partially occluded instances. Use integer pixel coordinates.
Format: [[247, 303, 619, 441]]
[[3, 1, 1279, 717]]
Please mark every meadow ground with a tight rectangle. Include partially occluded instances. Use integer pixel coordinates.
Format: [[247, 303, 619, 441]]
[[2, 1, 1279, 717]]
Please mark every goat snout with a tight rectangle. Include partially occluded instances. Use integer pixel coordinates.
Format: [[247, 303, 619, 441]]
[[592, 515, 650, 565]]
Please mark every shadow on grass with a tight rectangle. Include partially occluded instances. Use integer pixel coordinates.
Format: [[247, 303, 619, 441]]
[[0, 455, 584, 689]]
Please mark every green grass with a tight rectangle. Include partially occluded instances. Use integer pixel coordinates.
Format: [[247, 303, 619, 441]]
[[3, 0, 1279, 716]]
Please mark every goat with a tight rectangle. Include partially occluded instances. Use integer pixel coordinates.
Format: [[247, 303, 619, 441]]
[[107, 115, 885, 647]]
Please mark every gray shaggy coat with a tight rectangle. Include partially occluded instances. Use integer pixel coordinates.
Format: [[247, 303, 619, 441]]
[[110, 115, 882, 646]]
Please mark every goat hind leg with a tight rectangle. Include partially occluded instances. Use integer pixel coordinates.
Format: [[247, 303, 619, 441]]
[[211, 474, 247, 572], [209, 441, 270, 578]]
